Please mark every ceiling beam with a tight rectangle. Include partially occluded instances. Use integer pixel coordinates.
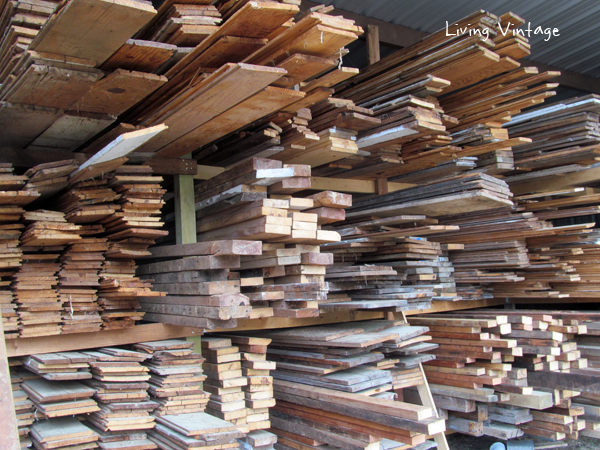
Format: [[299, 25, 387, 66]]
[[300, 0, 427, 48], [301, 1, 600, 95]]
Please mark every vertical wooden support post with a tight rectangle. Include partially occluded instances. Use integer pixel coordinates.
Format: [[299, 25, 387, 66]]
[[174, 154, 197, 245], [375, 177, 388, 196], [174, 154, 201, 350], [0, 319, 20, 450], [367, 24, 381, 65]]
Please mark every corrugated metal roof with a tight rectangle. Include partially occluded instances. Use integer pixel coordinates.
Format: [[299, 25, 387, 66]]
[[314, 0, 600, 77]]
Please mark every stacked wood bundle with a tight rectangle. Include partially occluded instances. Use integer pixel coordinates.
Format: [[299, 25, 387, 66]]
[[77, 347, 157, 449], [57, 238, 108, 334], [30, 417, 100, 450], [139, 4, 221, 47], [0, 162, 31, 338], [22, 160, 79, 201], [505, 95, 600, 172], [344, 173, 513, 218], [133, 339, 210, 417], [319, 214, 461, 311], [137, 240, 261, 328], [238, 243, 328, 319], [407, 313, 531, 440], [318, 11, 550, 181], [21, 377, 99, 418], [438, 64, 559, 175], [0, 0, 59, 72], [202, 337, 249, 432], [21, 351, 94, 380], [238, 430, 278, 450], [426, 208, 549, 300], [9, 359, 35, 449], [411, 310, 600, 441], [126, 4, 363, 161], [219, 335, 275, 432], [149, 412, 245, 450], [54, 177, 120, 225], [12, 210, 79, 337], [251, 321, 444, 448]]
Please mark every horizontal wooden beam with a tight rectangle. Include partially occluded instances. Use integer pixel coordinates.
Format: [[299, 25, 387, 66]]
[[5, 299, 500, 355], [5, 323, 202, 357]]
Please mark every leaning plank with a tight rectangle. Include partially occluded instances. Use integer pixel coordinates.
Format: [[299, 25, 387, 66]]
[[30, 0, 157, 65], [71, 124, 167, 179]]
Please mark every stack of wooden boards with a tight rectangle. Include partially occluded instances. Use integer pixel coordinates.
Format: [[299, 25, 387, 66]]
[[0, 163, 41, 339], [9, 359, 36, 449], [201, 336, 275, 435], [0, 162, 170, 338], [137, 239, 261, 329], [249, 320, 442, 449], [80, 346, 157, 448], [12, 210, 81, 337], [128, 4, 363, 160], [217, 335, 276, 433], [133, 339, 210, 417], [408, 310, 600, 442], [149, 411, 245, 450], [321, 213, 461, 310], [505, 94, 600, 173]]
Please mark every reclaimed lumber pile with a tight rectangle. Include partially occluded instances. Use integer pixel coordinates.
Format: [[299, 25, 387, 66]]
[[505, 95, 600, 172], [133, 339, 210, 417], [345, 173, 513, 218], [30, 416, 100, 450], [320, 213, 462, 310], [0, 163, 39, 339], [412, 310, 600, 441], [136, 240, 261, 329], [9, 359, 36, 448], [218, 335, 276, 432], [149, 411, 245, 450], [250, 320, 442, 448], [57, 237, 108, 334], [408, 312, 530, 440], [21, 351, 94, 380], [12, 210, 80, 337], [127, 4, 362, 160], [79, 347, 157, 447], [202, 337, 250, 432], [21, 377, 99, 418]]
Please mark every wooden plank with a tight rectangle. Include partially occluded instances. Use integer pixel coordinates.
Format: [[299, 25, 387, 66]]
[[30, 0, 157, 65], [72, 69, 167, 115], [72, 124, 168, 178]]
